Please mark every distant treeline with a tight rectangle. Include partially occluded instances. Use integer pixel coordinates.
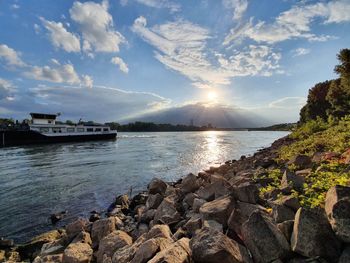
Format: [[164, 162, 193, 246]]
[[248, 123, 296, 131], [105, 122, 215, 132]]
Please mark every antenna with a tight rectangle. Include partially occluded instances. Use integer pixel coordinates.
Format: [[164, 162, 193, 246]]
[[56, 112, 61, 117]]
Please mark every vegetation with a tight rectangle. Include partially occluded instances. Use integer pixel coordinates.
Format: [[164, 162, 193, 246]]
[[258, 48, 350, 208], [249, 123, 296, 131], [300, 49, 350, 122]]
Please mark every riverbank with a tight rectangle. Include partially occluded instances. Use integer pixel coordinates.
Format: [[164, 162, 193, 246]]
[[1, 126, 350, 262]]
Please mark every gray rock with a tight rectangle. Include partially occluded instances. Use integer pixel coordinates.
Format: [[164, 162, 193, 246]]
[[199, 195, 234, 227], [91, 217, 116, 248], [183, 215, 202, 236], [325, 185, 350, 242], [271, 203, 295, 223], [190, 227, 252, 263], [277, 220, 294, 241], [34, 254, 63, 263], [148, 178, 167, 195], [66, 218, 89, 238], [287, 155, 312, 169], [130, 237, 172, 263], [291, 208, 341, 262], [242, 211, 290, 263], [179, 173, 200, 193], [146, 224, 173, 240], [148, 238, 191, 263], [281, 170, 305, 192], [146, 194, 163, 210], [62, 242, 93, 263], [192, 198, 206, 213], [96, 230, 132, 263], [154, 197, 181, 225], [233, 183, 260, 204], [202, 220, 223, 232], [277, 195, 300, 212]]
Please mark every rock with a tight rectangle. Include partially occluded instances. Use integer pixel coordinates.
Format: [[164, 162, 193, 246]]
[[228, 201, 267, 238], [89, 213, 100, 223], [115, 194, 129, 211], [91, 217, 116, 248], [0, 238, 14, 248], [154, 197, 181, 225], [182, 193, 197, 209], [148, 178, 167, 195], [277, 220, 294, 241], [40, 238, 67, 257], [325, 185, 350, 242], [295, 169, 312, 177], [287, 155, 312, 169], [183, 216, 202, 236], [18, 230, 63, 261], [130, 192, 148, 210], [271, 203, 295, 223], [179, 173, 200, 193], [196, 177, 232, 201], [202, 220, 223, 232], [96, 230, 132, 263], [146, 194, 163, 210], [281, 170, 305, 192], [192, 198, 206, 213], [71, 232, 92, 246], [173, 228, 187, 240], [191, 227, 252, 263], [242, 211, 290, 263], [6, 251, 21, 262], [62, 242, 93, 263], [50, 211, 67, 224], [34, 254, 63, 263], [339, 245, 350, 263], [146, 224, 173, 240], [148, 238, 191, 263], [140, 209, 156, 223], [66, 218, 89, 238], [199, 195, 234, 227], [233, 182, 259, 204], [131, 223, 149, 240], [291, 208, 341, 262], [277, 195, 300, 212], [0, 250, 5, 262], [114, 216, 124, 229], [112, 235, 147, 263], [131, 237, 173, 263]]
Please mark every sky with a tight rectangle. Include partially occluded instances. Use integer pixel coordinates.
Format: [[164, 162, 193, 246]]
[[0, 0, 350, 125]]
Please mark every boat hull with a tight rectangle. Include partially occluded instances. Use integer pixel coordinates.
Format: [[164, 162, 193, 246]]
[[0, 130, 117, 147]]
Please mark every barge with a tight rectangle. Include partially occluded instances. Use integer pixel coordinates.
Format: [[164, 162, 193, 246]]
[[1, 113, 117, 147]]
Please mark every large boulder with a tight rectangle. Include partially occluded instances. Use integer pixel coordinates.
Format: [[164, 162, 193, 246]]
[[232, 183, 259, 204], [277, 220, 294, 241], [183, 215, 202, 236], [271, 203, 295, 223], [148, 238, 191, 263], [146, 194, 163, 210], [242, 211, 290, 263], [91, 217, 116, 248], [112, 235, 147, 263], [192, 198, 206, 213], [190, 227, 252, 263], [130, 237, 173, 263], [227, 201, 267, 238], [66, 218, 89, 238], [146, 224, 173, 240], [291, 208, 341, 262], [62, 242, 93, 263], [154, 197, 181, 225], [34, 254, 63, 263], [148, 178, 167, 195], [96, 231, 132, 263], [325, 185, 350, 242], [196, 177, 232, 201], [179, 173, 200, 193], [287, 155, 312, 169], [199, 195, 234, 227]]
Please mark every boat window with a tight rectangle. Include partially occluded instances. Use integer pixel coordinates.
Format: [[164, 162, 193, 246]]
[[77, 128, 84, 132], [67, 128, 75, 132], [95, 128, 101, 132], [40, 127, 49, 132], [103, 128, 109, 132], [52, 128, 60, 133], [87, 128, 94, 132]]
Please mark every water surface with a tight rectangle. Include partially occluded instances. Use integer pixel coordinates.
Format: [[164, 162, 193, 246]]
[[0, 131, 288, 242]]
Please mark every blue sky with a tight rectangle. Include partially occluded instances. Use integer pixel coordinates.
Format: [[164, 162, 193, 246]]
[[0, 0, 350, 124]]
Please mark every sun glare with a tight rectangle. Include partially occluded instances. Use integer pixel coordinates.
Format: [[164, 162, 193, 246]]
[[207, 91, 218, 101]]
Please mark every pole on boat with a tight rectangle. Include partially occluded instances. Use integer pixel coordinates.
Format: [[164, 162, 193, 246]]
[[2, 132, 4, 147]]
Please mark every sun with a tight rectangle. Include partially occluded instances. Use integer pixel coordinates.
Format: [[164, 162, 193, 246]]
[[207, 91, 218, 101]]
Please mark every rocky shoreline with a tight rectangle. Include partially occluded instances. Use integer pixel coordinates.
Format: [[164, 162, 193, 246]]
[[1, 135, 349, 263]]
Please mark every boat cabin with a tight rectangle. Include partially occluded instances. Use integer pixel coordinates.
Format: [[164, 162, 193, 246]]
[[30, 113, 57, 125]]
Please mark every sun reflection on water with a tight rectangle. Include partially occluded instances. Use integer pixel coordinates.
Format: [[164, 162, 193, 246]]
[[202, 130, 222, 166]]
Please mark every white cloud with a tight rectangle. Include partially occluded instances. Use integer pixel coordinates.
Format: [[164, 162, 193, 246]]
[[268, 97, 307, 109], [24, 63, 81, 85], [223, 0, 248, 20], [0, 44, 26, 67], [69, 0, 125, 53], [293, 48, 310, 57], [40, 17, 81, 52], [111, 56, 129, 73], [34, 23, 41, 34], [81, 75, 93, 88], [0, 78, 16, 100], [135, 0, 180, 13], [133, 17, 282, 88], [224, 0, 350, 45], [11, 4, 20, 9]]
